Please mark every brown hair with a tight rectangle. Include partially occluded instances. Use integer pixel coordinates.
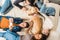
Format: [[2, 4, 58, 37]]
[[32, 36, 40, 40]]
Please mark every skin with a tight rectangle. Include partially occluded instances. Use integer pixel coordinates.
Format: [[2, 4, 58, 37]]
[[9, 18, 28, 30], [34, 34, 42, 39], [21, 0, 31, 11], [30, 14, 43, 34], [28, 14, 43, 40], [25, 7, 50, 39]]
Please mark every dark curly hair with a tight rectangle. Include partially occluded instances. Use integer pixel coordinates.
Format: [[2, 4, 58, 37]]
[[25, 22, 30, 28], [28, 0, 35, 6]]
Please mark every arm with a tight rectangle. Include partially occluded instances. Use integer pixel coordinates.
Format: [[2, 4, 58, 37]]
[[14, 0, 24, 9], [26, 20, 33, 33], [9, 18, 14, 30]]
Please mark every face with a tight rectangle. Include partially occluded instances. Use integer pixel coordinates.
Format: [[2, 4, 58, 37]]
[[18, 22, 27, 28], [34, 34, 42, 39]]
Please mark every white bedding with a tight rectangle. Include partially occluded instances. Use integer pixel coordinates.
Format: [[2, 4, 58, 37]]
[[0, 37, 6, 40]]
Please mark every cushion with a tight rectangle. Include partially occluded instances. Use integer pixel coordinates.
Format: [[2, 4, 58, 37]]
[[0, 17, 9, 28]]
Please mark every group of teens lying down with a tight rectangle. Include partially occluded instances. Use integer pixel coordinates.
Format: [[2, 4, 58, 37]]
[[0, 2, 53, 40]]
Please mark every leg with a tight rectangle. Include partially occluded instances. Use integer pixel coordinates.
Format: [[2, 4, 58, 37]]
[[4, 30, 20, 40], [0, 32, 6, 37], [14, 0, 24, 9], [0, 0, 11, 13]]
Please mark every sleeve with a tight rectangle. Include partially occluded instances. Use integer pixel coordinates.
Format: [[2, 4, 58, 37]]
[[14, 0, 24, 9]]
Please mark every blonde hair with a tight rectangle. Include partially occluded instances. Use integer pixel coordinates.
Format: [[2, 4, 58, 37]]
[[26, 6, 39, 15]]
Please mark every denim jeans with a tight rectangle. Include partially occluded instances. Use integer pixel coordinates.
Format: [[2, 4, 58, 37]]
[[0, 30, 20, 40], [0, 0, 13, 14], [36, 1, 42, 9], [36, 0, 43, 10], [40, 4, 55, 16]]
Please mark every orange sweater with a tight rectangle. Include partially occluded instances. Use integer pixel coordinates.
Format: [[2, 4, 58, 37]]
[[0, 17, 17, 29]]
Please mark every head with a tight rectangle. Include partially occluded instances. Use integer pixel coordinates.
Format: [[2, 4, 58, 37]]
[[32, 34, 42, 40], [11, 22, 29, 32], [25, 0, 35, 5], [18, 22, 29, 28], [26, 7, 39, 15]]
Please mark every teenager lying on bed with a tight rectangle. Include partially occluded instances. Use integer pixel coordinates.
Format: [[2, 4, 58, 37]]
[[21, 6, 53, 40], [0, 16, 24, 30], [14, 0, 39, 11], [0, 18, 29, 40]]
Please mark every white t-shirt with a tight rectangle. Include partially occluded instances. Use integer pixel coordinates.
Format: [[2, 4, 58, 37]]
[[0, 0, 5, 7], [41, 13, 53, 30], [43, 16, 53, 30]]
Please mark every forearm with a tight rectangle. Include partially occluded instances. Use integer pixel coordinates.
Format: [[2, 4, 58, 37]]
[[14, 0, 24, 9], [26, 21, 33, 33]]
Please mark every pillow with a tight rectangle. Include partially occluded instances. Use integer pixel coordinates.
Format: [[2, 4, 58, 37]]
[[0, 17, 9, 28]]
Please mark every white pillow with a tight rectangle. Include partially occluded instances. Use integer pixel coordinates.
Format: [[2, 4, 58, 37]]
[[43, 16, 53, 30]]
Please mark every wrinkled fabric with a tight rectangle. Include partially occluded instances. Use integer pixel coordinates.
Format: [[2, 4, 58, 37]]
[[22, 34, 33, 40], [0, 30, 20, 40], [42, 14, 54, 30], [13, 18, 23, 24], [40, 4, 55, 16], [0, 0, 13, 14], [36, 0, 43, 9]]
